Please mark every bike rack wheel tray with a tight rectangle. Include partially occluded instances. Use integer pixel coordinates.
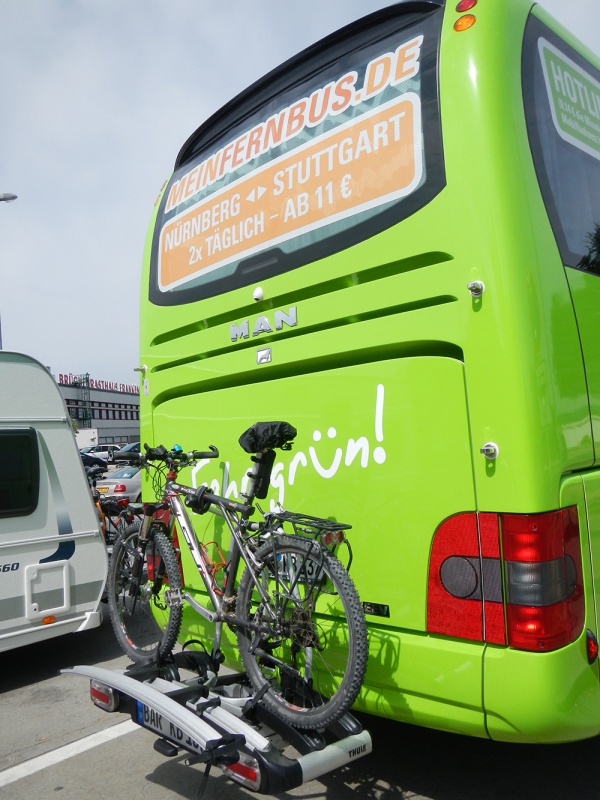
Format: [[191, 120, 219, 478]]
[[62, 661, 372, 794]]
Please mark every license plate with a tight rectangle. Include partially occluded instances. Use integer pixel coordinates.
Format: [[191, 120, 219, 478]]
[[135, 701, 203, 754], [97, 487, 108, 493]]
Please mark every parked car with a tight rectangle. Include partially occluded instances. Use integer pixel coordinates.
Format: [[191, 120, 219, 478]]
[[85, 444, 123, 463], [113, 441, 141, 461], [95, 464, 142, 503], [80, 452, 108, 470]]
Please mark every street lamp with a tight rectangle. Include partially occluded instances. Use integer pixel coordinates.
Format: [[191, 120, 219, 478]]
[[0, 193, 18, 348]]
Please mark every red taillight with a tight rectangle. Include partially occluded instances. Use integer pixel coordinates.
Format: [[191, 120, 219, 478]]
[[427, 507, 584, 653], [501, 512, 565, 562], [456, 0, 477, 10], [502, 508, 584, 651], [222, 754, 261, 790], [227, 761, 258, 781], [114, 484, 127, 493], [427, 512, 503, 643]]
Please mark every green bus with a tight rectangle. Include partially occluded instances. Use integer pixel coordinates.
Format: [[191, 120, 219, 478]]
[[138, 0, 600, 743]]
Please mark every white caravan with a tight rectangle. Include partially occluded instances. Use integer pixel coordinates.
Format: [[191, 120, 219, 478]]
[[0, 352, 107, 652]]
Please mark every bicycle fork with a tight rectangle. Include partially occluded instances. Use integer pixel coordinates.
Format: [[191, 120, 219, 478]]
[[126, 504, 155, 599]]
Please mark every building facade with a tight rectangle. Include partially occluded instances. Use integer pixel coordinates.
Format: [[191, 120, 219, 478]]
[[55, 371, 140, 446]]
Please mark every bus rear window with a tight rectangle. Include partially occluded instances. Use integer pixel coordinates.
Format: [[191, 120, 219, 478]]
[[523, 15, 600, 275], [150, 5, 444, 306]]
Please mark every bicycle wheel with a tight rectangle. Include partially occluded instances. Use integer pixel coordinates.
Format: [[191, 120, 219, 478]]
[[107, 526, 183, 662], [236, 534, 368, 729], [105, 515, 140, 548], [115, 515, 141, 540]]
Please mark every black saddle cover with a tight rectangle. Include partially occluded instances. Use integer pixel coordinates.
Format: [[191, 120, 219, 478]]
[[238, 421, 297, 453]]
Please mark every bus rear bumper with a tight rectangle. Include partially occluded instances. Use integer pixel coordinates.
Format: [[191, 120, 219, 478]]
[[483, 635, 600, 743], [359, 627, 600, 744]]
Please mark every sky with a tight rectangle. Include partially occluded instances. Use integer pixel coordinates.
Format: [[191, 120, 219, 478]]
[[1, 1, 598, 386]]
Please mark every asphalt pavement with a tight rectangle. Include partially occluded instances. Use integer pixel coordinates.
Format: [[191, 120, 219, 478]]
[[2, 613, 600, 799]]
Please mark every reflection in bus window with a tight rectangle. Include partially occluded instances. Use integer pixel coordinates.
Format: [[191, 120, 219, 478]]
[[578, 223, 600, 275]]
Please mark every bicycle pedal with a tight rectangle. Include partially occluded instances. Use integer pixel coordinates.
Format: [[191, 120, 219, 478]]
[[164, 587, 184, 607]]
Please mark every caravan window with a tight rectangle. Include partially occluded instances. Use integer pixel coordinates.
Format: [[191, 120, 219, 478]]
[[0, 428, 40, 518]]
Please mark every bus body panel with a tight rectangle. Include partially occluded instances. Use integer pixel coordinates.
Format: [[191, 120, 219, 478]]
[[483, 636, 600, 743], [482, 475, 600, 743], [438, 0, 594, 500], [138, 0, 600, 742], [152, 356, 475, 627], [566, 271, 600, 463], [582, 471, 600, 634]]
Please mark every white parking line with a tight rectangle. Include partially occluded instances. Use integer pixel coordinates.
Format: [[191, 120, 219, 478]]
[[0, 720, 138, 787]]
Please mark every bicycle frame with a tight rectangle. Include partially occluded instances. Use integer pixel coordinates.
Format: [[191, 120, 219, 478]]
[[106, 426, 367, 736], [140, 454, 277, 663]]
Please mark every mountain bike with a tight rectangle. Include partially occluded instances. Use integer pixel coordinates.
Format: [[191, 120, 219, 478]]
[[97, 495, 143, 547], [107, 421, 368, 730], [87, 465, 142, 546]]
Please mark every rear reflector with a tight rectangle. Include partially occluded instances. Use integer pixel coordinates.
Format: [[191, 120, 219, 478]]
[[90, 680, 119, 712], [586, 630, 599, 664]]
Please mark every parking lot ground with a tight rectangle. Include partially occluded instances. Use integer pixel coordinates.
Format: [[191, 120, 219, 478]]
[[1, 613, 130, 769], [2, 614, 600, 800]]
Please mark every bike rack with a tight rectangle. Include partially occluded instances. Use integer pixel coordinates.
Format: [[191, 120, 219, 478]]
[[62, 657, 372, 794]]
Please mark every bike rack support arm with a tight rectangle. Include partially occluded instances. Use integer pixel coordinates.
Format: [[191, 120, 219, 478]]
[[62, 664, 373, 794]]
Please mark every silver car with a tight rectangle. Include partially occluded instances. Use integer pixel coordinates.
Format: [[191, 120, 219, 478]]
[[95, 464, 142, 503], [86, 444, 123, 463]]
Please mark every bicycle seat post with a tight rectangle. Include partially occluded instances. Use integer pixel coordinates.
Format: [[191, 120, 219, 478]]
[[242, 453, 262, 507]]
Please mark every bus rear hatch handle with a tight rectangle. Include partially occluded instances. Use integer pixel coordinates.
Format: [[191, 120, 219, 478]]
[[468, 281, 485, 298], [480, 442, 499, 459]]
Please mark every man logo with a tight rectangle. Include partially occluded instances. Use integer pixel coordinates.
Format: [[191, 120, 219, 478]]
[[230, 307, 297, 342]]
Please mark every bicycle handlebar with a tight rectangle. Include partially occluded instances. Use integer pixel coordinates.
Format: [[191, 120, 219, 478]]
[[142, 444, 219, 463], [113, 451, 143, 464], [170, 482, 252, 516], [201, 488, 251, 515]]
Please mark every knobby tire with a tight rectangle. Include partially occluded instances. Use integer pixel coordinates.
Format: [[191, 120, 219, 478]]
[[107, 526, 182, 662], [236, 534, 368, 729]]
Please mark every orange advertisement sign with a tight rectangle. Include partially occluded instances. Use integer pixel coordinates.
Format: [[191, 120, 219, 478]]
[[158, 93, 422, 291]]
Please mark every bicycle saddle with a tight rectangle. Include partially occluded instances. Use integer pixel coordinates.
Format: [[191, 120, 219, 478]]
[[238, 421, 297, 453]]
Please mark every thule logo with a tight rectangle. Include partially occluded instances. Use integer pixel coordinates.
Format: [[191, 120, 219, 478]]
[[230, 306, 297, 342], [348, 744, 368, 758]]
